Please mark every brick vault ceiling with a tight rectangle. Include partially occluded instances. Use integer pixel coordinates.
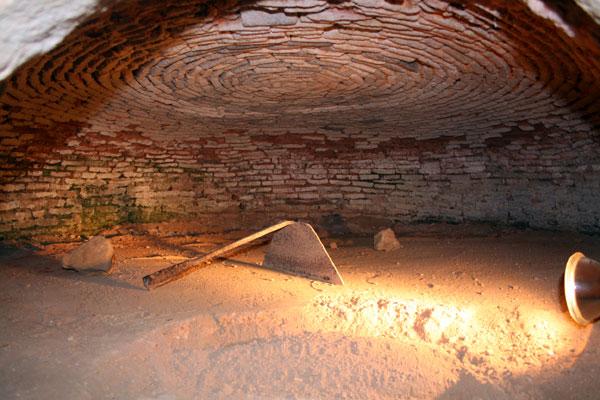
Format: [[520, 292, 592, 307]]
[[1, 0, 599, 141]]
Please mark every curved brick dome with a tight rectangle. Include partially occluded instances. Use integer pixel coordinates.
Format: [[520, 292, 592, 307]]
[[0, 0, 599, 237]]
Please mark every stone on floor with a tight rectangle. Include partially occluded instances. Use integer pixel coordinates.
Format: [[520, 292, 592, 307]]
[[374, 228, 400, 251], [62, 235, 114, 272]]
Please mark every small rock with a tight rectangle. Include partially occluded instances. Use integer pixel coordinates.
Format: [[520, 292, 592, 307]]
[[329, 241, 338, 250], [62, 235, 114, 272], [374, 228, 400, 251]]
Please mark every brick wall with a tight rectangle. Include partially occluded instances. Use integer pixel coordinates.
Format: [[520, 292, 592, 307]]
[[2, 125, 599, 239], [1, 0, 599, 238]]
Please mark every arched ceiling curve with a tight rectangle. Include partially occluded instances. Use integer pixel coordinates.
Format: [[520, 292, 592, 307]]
[[1, 0, 599, 142]]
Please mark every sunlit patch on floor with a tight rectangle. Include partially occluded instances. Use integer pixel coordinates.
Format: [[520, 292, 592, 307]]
[[308, 289, 592, 378]]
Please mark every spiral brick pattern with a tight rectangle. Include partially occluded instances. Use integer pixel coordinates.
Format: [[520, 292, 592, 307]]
[[0, 0, 599, 238]]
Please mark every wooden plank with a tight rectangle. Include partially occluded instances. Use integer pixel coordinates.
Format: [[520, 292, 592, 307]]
[[143, 220, 295, 290]]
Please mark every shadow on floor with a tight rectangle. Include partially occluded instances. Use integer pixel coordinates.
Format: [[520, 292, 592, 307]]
[[0, 242, 143, 291]]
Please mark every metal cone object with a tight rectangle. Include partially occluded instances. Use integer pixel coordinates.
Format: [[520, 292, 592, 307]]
[[263, 222, 344, 285]]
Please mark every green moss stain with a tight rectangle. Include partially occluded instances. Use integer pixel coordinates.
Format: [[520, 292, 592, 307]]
[[125, 206, 180, 224], [5, 159, 204, 240], [80, 205, 121, 235]]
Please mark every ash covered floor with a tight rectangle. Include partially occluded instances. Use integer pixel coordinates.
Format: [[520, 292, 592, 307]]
[[1, 223, 599, 399]]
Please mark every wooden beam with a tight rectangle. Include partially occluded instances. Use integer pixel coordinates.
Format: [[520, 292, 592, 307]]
[[142, 220, 295, 290]]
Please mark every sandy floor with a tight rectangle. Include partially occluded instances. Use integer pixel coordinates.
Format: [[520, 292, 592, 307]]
[[0, 223, 599, 399]]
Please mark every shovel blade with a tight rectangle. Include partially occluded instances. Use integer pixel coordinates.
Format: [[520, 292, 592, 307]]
[[263, 222, 344, 285]]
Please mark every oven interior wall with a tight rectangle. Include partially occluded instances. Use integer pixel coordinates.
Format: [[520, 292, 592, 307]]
[[0, 0, 599, 238]]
